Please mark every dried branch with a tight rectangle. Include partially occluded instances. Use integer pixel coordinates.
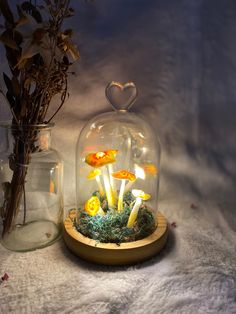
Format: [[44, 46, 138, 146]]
[[0, 0, 79, 235]]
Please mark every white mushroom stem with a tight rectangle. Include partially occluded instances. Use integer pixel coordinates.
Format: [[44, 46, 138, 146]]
[[124, 180, 135, 194], [124, 164, 145, 193], [118, 179, 126, 212], [127, 197, 142, 228], [108, 164, 117, 199], [95, 176, 104, 196], [102, 167, 115, 208]]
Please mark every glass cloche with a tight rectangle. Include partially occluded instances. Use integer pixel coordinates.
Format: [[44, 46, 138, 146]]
[[75, 82, 161, 244]]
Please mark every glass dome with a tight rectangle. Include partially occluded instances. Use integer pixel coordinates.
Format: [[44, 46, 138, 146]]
[[75, 82, 161, 244]]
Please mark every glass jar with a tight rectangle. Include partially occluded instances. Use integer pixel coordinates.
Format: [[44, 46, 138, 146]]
[[75, 82, 161, 244], [0, 123, 63, 251]]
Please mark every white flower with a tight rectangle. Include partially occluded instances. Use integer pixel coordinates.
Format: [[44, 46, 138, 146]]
[[15, 13, 53, 68]]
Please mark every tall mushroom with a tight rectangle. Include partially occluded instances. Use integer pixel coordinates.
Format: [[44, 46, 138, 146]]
[[124, 164, 145, 193], [84, 196, 105, 216], [112, 170, 136, 212], [107, 150, 118, 200], [127, 189, 150, 228], [87, 169, 104, 196], [85, 150, 118, 208]]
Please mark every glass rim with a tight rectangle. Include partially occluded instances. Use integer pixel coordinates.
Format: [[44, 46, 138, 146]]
[[0, 121, 55, 130]]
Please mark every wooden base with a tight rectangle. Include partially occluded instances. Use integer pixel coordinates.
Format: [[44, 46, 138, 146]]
[[63, 209, 168, 266]]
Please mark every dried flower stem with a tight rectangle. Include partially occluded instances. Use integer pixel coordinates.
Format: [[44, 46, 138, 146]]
[[3, 142, 31, 234], [0, 0, 79, 235]]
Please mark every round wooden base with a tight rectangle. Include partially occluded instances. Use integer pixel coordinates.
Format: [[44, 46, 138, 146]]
[[63, 209, 168, 266]]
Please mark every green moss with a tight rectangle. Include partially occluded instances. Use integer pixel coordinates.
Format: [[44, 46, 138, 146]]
[[75, 191, 156, 244]]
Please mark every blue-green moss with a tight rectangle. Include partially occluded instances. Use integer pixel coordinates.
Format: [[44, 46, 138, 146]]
[[75, 191, 156, 244]]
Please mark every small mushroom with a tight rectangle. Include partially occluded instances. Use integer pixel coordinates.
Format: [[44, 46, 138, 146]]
[[142, 163, 158, 175], [112, 170, 136, 212], [85, 150, 117, 168], [84, 196, 105, 216], [87, 169, 105, 196], [85, 150, 118, 207], [127, 189, 151, 228]]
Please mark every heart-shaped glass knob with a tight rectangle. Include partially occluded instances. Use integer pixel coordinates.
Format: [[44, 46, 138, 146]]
[[105, 81, 138, 111]]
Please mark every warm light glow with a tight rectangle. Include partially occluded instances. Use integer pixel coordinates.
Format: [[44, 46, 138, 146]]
[[85, 150, 118, 206], [134, 164, 146, 180], [142, 147, 147, 154], [127, 198, 142, 228], [87, 169, 105, 196], [96, 152, 106, 158], [50, 180, 55, 193], [102, 167, 115, 207], [84, 196, 105, 216], [142, 163, 158, 175], [132, 189, 150, 200], [96, 176, 105, 196], [112, 169, 136, 181], [124, 164, 145, 193], [87, 168, 102, 179], [108, 164, 117, 201], [127, 189, 151, 228], [85, 149, 118, 168], [117, 179, 126, 212], [112, 170, 136, 212]]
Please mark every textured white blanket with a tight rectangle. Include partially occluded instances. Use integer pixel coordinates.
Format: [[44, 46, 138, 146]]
[[0, 201, 235, 314]]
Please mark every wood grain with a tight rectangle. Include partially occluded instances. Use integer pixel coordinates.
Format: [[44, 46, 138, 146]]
[[63, 209, 168, 265]]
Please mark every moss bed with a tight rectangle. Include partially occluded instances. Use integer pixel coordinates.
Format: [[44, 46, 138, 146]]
[[75, 191, 156, 244]]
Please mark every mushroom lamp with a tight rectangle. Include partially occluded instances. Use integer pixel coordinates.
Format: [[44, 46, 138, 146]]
[[127, 189, 151, 228], [111, 169, 136, 212], [85, 151, 117, 207], [63, 81, 168, 265]]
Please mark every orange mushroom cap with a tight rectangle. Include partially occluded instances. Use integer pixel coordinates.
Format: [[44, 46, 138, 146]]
[[84, 196, 101, 216], [85, 150, 118, 168], [142, 163, 158, 175], [112, 169, 136, 181]]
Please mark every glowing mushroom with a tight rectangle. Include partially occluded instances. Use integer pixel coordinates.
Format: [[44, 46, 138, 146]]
[[107, 150, 118, 197], [124, 164, 146, 193], [85, 150, 118, 207], [112, 170, 136, 212], [142, 163, 158, 175], [127, 189, 151, 228], [84, 196, 105, 216], [85, 150, 117, 168], [87, 169, 104, 196]]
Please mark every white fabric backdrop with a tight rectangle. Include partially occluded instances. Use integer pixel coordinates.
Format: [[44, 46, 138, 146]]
[[0, 0, 236, 205], [0, 1, 235, 313]]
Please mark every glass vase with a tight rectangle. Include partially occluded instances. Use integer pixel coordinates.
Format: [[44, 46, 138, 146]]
[[0, 123, 63, 251]]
